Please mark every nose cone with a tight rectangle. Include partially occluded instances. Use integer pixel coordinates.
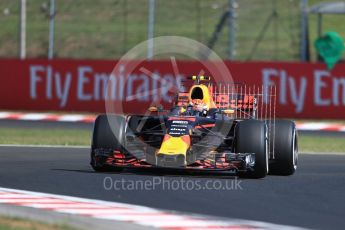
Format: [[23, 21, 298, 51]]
[[157, 134, 191, 167]]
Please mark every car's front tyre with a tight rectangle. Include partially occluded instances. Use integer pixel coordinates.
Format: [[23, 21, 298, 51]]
[[90, 114, 126, 172], [235, 120, 268, 178]]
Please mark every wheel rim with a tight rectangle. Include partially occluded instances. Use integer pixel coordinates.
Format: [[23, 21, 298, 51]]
[[292, 129, 298, 169], [265, 126, 269, 173]]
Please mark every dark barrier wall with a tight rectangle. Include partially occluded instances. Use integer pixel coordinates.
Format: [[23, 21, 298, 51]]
[[0, 59, 344, 119]]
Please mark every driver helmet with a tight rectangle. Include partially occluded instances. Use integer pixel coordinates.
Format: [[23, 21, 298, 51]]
[[190, 99, 207, 116]]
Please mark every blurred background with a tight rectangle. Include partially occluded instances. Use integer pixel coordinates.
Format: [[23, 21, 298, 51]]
[[0, 0, 344, 119], [1, 4, 345, 230], [0, 0, 344, 61]]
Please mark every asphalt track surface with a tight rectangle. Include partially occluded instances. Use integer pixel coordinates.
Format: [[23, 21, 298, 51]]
[[1, 119, 345, 230], [0, 145, 345, 230]]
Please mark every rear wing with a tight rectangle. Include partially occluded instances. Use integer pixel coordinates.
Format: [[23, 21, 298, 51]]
[[210, 83, 276, 121], [176, 83, 276, 120]]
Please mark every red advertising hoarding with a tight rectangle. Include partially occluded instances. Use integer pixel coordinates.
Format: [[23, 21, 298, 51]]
[[0, 59, 344, 119]]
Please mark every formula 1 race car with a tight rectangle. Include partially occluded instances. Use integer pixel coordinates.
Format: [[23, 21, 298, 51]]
[[90, 76, 298, 178]]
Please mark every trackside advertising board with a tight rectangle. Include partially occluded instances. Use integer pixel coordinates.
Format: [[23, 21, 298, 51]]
[[0, 59, 344, 119]]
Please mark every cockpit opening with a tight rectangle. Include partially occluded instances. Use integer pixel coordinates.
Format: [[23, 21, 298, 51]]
[[191, 87, 203, 100]]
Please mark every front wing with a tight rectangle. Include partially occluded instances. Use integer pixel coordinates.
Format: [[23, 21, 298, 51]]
[[92, 149, 256, 174]]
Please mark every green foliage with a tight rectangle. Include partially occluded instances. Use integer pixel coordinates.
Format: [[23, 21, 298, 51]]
[[315, 31, 344, 69]]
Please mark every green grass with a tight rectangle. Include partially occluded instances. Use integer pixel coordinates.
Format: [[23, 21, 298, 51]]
[[0, 0, 344, 60], [0, 128, 90, 146], [0, 216, 77, 230], [0, 126, 344, 153], [293, 119, 345, 125], [299, 135, 345, 153]]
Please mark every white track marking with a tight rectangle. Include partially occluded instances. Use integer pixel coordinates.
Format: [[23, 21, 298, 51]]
[[25, 203, 113, 209], [0, 144, 89, 149], [19, 114, 50, 121], [98, 215, 184, 221], [0, 194, 38, 198], [296, 122, 345, 132], [0, 110, 344, 132], [57, 115, 88, 122], [0, 112, 11, 119], [0, 111, 95, 123], [0, 199, 75, 204], [0, 187, 307, 230], [297, 122, 329, 130], [54, 209, 154, 215]]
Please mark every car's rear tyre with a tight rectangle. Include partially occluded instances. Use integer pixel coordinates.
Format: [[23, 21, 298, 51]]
[[269, 120, 298, 176], [90, 114, 126, 172], [235, 120, 268, 178]]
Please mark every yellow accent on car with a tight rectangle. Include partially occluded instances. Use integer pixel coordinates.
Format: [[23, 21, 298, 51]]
[[188, 84, 216, 109], [158, 135, 189, 156], [192, 75, 210, 81], [223, 109, 235, 114], [148, 106, 158, 112]]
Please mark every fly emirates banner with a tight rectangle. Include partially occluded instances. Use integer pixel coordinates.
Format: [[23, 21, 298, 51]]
[[0, 59, 344, 119]]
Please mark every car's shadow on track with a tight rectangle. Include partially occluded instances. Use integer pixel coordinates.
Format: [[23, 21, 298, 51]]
[[52, 167, 244, 179]]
